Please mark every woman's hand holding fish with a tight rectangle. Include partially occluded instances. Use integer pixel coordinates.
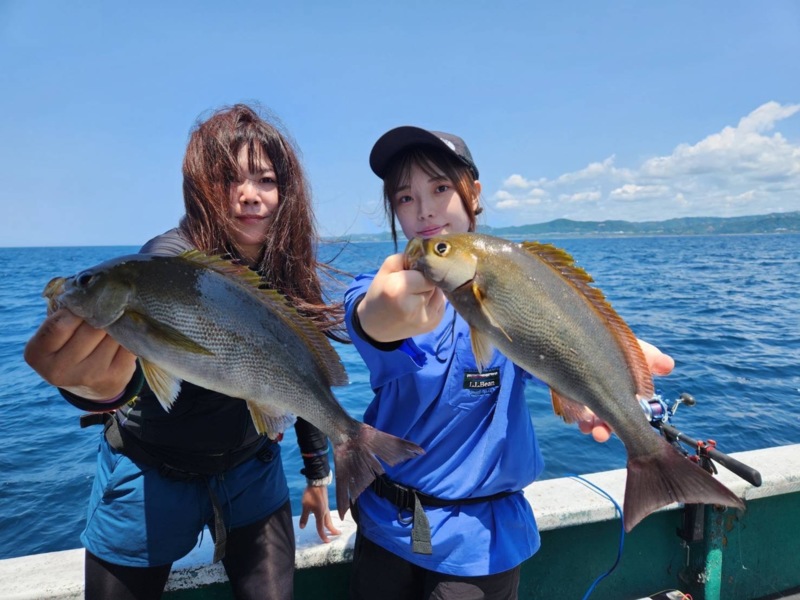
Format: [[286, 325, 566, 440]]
[[577, 415, 613, 443], [638, 338, 675, 376], [358, 253, 446, 343], [578, 339, 675, 443], [298, 485, 342, 543], [24, 308, 137, 401]]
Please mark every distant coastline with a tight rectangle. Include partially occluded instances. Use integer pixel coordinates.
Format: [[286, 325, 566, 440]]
[[329, 211, 800, 242], [3, 211, 798, 250]]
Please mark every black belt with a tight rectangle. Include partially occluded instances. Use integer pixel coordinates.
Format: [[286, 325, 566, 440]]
[[79, 412, 269, 476], [369, 474, 516, 555]]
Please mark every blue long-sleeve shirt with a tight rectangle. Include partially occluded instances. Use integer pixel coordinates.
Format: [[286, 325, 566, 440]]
[[345, 271, 545, 576]]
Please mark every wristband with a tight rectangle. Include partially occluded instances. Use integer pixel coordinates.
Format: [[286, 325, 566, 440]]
[[60, 363, 145, 412], [306, 472, 333, 487]]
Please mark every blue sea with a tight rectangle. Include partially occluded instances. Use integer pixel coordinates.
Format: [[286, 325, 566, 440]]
[[1, 234, 799, 560]]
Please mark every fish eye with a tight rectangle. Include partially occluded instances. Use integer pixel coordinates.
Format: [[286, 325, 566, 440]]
[[434, 242, 449, 256], [75, 271, 94, 288]]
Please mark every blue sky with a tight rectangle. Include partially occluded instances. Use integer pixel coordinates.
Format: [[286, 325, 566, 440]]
[[1, 1, 798, 247]]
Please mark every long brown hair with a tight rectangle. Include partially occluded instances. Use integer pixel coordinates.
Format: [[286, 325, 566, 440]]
[[180, 103, 345, 336], [380, 146, 482, 248]]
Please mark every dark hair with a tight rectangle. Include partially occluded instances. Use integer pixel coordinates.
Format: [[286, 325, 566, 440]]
[[380, 146, 482, 247], [180, 103, 345, 336]]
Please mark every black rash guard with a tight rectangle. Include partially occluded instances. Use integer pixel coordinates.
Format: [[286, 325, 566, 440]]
[[61, 228, 331, 480]]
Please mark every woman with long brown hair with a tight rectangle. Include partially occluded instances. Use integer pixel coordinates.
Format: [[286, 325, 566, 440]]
[[25, 103, 344, 599]]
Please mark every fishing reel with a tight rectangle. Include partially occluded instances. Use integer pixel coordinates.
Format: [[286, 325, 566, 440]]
[[642, 393, 761, 487], [641, 394, 714, 473], [641, 392, 695, 428]]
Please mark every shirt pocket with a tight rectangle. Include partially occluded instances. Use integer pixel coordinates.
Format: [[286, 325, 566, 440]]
[[444, 335, 502, 412]]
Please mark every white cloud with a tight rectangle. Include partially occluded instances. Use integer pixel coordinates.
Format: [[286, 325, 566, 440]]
[[495, 198, 521, 210], [609, 184, 670, 201], [737, 101, 800, 134], [640, 111, 800, 180], [493, 190, 521, 209], [560, 190, 602, 203], [526, 188, 548, 199], [502, 174, 535, 189], [493, 188, 547, 211], [489, 101, 800, 225], [724, 189, 758, 204], [554, 156, 626, 185]]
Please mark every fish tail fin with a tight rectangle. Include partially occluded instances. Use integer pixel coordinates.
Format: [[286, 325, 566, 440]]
[[332, 424, 424, 520], [624, 439, 744, 532]]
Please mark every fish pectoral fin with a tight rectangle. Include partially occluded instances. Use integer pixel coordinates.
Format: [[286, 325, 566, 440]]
[[469, 328, 495, 372], [471, 282, 512, 342], [141, 359, 182, 412], [468, 281, 508, 372], [126, 311, 214, 355], [550, 389, 591, 424], [246, 401, 297, 438]]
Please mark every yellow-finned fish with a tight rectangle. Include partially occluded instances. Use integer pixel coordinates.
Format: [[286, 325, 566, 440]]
[[404, 233, 743, 531], [44, 251, 423, 516]]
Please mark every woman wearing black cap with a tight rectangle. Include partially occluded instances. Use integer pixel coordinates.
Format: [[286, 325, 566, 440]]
[[343, 126, 675, 599]]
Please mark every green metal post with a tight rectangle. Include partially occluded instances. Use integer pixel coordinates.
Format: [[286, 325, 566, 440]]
[[701, 505, 725, 600]]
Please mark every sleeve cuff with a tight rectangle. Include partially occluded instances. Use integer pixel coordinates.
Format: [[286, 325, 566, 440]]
[[351, 295, 403, 352]]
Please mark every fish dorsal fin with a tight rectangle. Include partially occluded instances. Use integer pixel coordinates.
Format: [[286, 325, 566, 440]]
[[176, 251, 348, 387], [140, 358, 182, 412], [179, 249, 269, 288], [520, 242, 654, 398], [246, 401, 297, 438]]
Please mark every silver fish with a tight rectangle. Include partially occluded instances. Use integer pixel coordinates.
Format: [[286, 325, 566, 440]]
[[44, 250, 424, 517], [404, 232, 743, 531]]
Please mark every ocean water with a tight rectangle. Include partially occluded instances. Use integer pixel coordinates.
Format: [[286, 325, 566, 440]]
[[1, 234, 798, 560]]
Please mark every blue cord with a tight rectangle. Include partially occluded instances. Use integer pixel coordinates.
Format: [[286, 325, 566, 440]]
[[567, 474, 626, 600]]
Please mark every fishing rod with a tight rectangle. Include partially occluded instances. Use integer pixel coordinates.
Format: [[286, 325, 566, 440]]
[[642, 393, 762, 488], [641, 392, 762, 545]]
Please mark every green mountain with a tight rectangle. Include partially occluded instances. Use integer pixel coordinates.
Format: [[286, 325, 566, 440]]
[[331, 211, 800, 242], [481, 211, 800, 237]]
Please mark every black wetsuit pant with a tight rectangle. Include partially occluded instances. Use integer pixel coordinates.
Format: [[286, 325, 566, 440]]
[[84, 500, 294, 600], [349, 532, 521, 600]]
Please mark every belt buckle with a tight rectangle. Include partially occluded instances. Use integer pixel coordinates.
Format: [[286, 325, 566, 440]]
[[394, 483, 412, 509], [397, 508, 414, 525], [394, 482, 415, 524]]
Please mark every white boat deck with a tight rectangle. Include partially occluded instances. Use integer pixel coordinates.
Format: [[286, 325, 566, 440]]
[[1, 443, 798, 599]]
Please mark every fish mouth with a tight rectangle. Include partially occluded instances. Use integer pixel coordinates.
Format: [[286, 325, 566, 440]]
[[403, 237, 425, 271], [43, 276, 68, 314]]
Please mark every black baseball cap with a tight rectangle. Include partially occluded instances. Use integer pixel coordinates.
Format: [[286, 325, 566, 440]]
[[369, 126, 479, 180]]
